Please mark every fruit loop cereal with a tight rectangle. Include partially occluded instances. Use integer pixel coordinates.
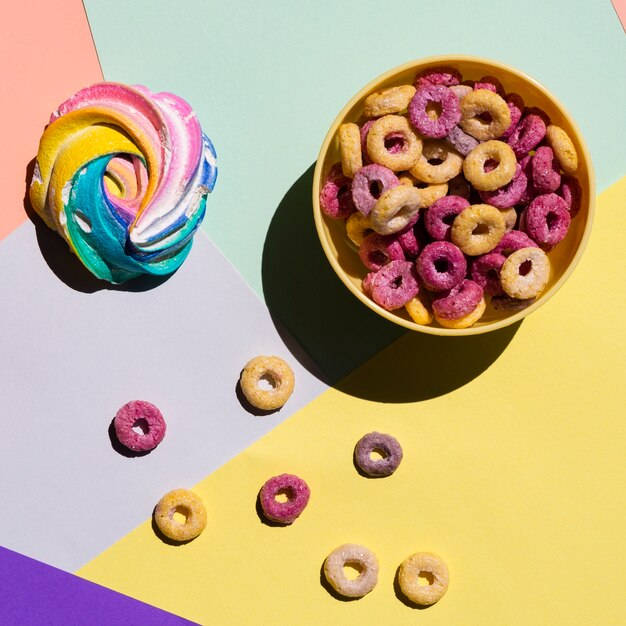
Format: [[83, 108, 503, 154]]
[[398, 552, 449, 605], [463, 140, 517, 191], [451, 204, 506, 255], [524, 193, 571, 248], [324, 544, 379, 598], [319, 64, 584, 328], [351, 164, 399, 215], [369, 260, 419, 310], [319, 164, 356, 220], [359, 232, 404, 271], [416, 241, 467, 291], [113, 400, 166, 452], [154, 489, 207, 542], [459, 89, 511, 140], [354, 432, 403, 477], [410, 140, 463, 184], [364, 85, 416, 118], [500, 247, 550, 299], [408, 84, 461, 138], [259, 474, 310, 524], [338, 123, 362, 178], [366, 115, 422, 171], [370, 185, 422, 235], [240, 356, 295, 411], [546, 125, 579, 175], [432, 279, 484, 320]]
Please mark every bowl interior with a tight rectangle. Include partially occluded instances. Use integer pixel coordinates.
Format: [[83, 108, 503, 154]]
[[313, 56, 594, 335]]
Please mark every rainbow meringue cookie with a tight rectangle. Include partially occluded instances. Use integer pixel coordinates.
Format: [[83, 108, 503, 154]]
[[29, 82, 217, 283]]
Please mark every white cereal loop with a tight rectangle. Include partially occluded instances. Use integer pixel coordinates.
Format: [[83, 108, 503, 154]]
[[323, 544, 379, 598], [500, 246, 551, 299], [370, 185, 422, 235]]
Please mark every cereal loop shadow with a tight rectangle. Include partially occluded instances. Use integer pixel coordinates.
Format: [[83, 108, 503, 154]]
[[262, 163, 521, 402]]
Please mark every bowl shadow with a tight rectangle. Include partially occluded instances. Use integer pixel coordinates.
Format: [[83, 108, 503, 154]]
[[262, 163, 521, 402], [23, 158, 174, 294]]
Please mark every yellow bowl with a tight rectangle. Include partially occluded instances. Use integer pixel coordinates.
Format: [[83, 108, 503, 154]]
[[312, 55, 594, 336]]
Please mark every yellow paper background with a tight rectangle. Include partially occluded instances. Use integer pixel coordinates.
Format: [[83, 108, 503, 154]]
[[79, 177, 626, 625]]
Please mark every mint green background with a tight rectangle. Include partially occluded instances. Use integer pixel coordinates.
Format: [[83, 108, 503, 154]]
[[84, 0, 625, 297]]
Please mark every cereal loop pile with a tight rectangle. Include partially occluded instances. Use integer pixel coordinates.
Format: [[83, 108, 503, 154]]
[[320, 66, 583, 328]]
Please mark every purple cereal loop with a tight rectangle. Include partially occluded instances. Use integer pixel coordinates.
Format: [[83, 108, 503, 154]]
[[506, 114, 547, 158], [558, 175, 582, 218], [479, 164, 528, 209], [532, 146, 561, 193], [359, 232, 405, 271], [370, 260, 419, 310], [491, 295, 536, 311], [493, 229, 539, 256], [501, 93, 524, 139], [354, 432, 403, 477], [319, 164, 356, 219], [524, 193, 571, 248], [408, 84, 461, 139], [416, 241, 467, 291], [424, 196, 470, 241], [413, 66, 461, 88], [259, 474, 310, 524], [351, 164, 399, 215], [113, 400, 166, 452], [445, 125, 479, 156], [470, 252, 507, 296], [432, 279, 484, 320]]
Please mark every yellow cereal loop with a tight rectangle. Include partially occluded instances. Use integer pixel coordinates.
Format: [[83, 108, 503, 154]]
[[363, 84, 416, 117], [451, 204, 506, 255], [435, 297, 487, 329], [405, 291, 433, 325], [410, 140, 463, 184], [240, 356, 295, 411], [398, 172, 418, 186], [370, 185, 422, 235], [500, 247, 551, 299], [154, 489, 207, 542], [338, 123, 362, 178], [463, 140, 517, 191], [346, 212, 372, 247], [366, 115, 422, 172], [416, 182, 448, 207], [546, 125, 579, 175], [459, 89, 511, 140], [398, 552, 450, 605]]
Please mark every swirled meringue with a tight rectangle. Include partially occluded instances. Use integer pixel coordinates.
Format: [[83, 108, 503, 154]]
[[29, 82, 217, 283]]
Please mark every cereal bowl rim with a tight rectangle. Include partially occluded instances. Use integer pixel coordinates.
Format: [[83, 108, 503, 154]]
[[312, 54, 595, 336]]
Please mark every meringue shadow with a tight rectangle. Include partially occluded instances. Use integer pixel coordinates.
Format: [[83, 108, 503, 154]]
[[23, 158, 174, 294], [262, 163, 521, 401]]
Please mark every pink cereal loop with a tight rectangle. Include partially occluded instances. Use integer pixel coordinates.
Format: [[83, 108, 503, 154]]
[[359, 232, 405, 271], [370, 260, 419, 310], [408, 84, 461, 139]]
